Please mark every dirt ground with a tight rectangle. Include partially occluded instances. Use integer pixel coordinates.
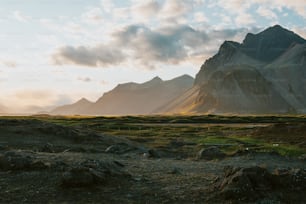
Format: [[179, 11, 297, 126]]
[[0, 117, 305, 204]]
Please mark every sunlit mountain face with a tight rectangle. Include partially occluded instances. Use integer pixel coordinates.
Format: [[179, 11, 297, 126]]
[[0, 0, 305, 114], [50, 75, 194, 115]]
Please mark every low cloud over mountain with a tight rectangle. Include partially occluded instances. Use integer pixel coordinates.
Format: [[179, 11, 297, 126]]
[[52, 24, 259, 69]]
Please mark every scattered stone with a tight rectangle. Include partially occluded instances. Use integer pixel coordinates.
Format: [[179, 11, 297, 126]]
[[215, 166, 271, 200], [211, 166, 306, 203], [61, 167, 102, 187], [105, 143, 136, 154], [41, 143, 54, 153], [31, 160, 51, 169], [169, 167, 182, 175], [298, 154, 306, 161], [197, 146, 226, 160], [0, 150, 50, 171], [61, 159, 130, 188], [147, 149, 160, 158]]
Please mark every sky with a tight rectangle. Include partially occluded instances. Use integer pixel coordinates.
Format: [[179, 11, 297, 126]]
[[0, 0, 305, 113]]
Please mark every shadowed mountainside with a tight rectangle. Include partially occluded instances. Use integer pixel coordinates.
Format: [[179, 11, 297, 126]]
[[159, 25, 306, 114]]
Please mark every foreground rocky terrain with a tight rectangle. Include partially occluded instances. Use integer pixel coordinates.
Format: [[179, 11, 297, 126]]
[[0, 116, 305, 203]]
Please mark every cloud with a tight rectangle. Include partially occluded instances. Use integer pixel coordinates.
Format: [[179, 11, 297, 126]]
[[100, 0, 115, 13], [13, 11, 31, 22], [82, 7, 103, 24], [160, 0, 193, 20], [52, 23, 255, 69], [0, 60, 17, 68], [133, 1, 161, 19], [235, 12, 256, 26], [262, 0, 306, 18], [77, 76, 92, 82], [113, 24, 195, 67], [122, 0, 202, 25], [215, 0, 306, 19], [100, 80, 109, 85], [293, 27, 306, 39], [256, 6, 277, 19], [52, 45, 125, 67], [193, 12, 209, 23]]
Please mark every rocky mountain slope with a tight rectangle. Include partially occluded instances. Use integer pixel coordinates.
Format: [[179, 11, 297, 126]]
[[162, 25, 306, 114], [51, 75, 194, 115]]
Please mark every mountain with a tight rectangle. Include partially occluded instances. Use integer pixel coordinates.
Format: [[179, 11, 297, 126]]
[[51, 75, 194, 115], [161, 25, 306, 114], [51, 98, 93, 115], [87, 74, 194, 115], [240, 25, 306, 62]]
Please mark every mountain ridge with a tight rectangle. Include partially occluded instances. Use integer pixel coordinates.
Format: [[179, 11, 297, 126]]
[[50, 25, 306, 115], [164, 25, 306, 114], [50, 74, 194, 115]]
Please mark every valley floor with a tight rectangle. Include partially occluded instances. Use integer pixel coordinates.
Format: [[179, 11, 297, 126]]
[[0, 115, 305, 203]]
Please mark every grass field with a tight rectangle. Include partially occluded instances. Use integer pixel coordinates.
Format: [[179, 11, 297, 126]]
[[2, 114, 305, 157]]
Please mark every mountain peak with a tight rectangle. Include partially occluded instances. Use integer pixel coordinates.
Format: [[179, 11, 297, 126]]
[[75, 98, 91, 104], [142, 76, 163, 86], [151, 76, 163, 82], [268, 24, 284, 31], [173, 74, 194, 81], [218, 41, 240, 55], [241, 25, 306, 62]]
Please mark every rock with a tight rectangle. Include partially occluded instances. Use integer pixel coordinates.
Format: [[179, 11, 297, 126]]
[[211, 166, 306, 203], [41, 143, 54, 153], [298, 154, 306, 161], [105, 143, 136, 154], [143, 149, 162, 158], [61, 167, 100, 187], [31, 160, 51, 169], [271, 168, 306, 189], [197, 146, 226, 160], [0, 151, 33, 170], [0, 150, 49, 171], [61, 159, 130, 188], [147, 149, 160, 158], [169, 167, 182, 175], [216, 166, 271, 200]]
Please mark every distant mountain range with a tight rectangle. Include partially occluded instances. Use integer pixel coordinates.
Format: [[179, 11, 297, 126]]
[[50, 75, 194, 115], [159, 25, 306, 114], [50, 25, 306, 115]]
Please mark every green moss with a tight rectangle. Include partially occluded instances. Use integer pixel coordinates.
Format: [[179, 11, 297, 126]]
[[1, 115, 305, 157]]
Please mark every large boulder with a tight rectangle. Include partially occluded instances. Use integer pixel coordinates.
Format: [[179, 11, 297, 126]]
[[211, 166, 306, 203], [61, 159, 130, 188]]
